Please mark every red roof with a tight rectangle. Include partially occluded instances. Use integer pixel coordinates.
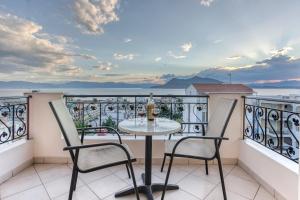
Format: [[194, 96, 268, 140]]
[[191, 83, 253, 94]]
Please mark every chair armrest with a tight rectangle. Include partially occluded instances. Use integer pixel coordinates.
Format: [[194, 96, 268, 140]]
[[63, 142, 132, 161], [181, 136, 229, 140], [170, 136, 229, 156], [77, 126, 123, 144]]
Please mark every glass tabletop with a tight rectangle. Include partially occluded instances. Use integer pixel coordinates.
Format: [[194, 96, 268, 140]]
[[118, 117, 181, 136]]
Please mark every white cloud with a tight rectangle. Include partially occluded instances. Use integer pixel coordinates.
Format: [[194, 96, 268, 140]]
[[113, 53, 136, 60], [181, 42, 192, 52], [226, 55, 243, 60], [213, 39, 223, 44], [200, 0, 214, 7], [123, 38, 132, 43], [93, 61, 114, 71], [270, 47, 293, 57], [198, 54, 300, 83], [155, 57, 162, 62], [168, 51, 186, 59], [0, 12, 97, 80], [74, 0, 119, 35]]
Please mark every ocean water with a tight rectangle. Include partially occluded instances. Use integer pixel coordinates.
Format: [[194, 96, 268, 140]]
[[0, 88, 299, 97]]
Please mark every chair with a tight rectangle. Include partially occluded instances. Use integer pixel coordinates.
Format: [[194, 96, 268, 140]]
[[161, 98, 237, 200], [49, 99, 140, 200]]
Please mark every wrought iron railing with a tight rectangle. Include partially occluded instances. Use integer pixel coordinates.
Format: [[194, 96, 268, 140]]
[[0, 96, 30, 144], [64, 95, 209, 136], [243, 96, 300, 163]]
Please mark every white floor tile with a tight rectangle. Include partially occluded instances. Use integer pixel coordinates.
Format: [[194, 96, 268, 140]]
[[177, 174, 216, 199], [53, 186, 99, 200], [88, 175, 128, 199], [36, 165, 72, 184], [191, 165, 234, 185], [230, 167, 257, 183], [44, 175, 83, 199], [152, 165, 191, 184], [79, 168, 111, 184], [205, 185, 249, 200], [156, 189, 200, 200], [2, 185, 50, 200], [254, 187, 275, 200], [0, 168, 41, 198], [225, 174, 259, 200]]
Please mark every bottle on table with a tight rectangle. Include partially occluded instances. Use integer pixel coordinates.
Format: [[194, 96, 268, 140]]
[[147, 93, 155, 121]]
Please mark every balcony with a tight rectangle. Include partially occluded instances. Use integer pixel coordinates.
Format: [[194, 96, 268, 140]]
[[0, 92, 299, 200]]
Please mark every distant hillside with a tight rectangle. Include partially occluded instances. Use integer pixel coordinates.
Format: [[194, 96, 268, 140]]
[[248, 80, 300, 88], [152, 76, 222, 89], [0, 81, 159, 89]]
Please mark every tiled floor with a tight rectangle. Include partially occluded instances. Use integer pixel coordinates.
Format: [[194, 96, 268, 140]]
[[0, 164, 275, 200]]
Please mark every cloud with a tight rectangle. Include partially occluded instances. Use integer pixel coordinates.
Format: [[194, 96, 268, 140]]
[[0, 12, 97, 80], [269, 46, 293, 56], [168, 51, 186, 59], [123, 38, 132, 43], [155, 57, 162, 62], [200, 0, 214, 7], [113, 53, 136, 60], [93, 61, 115, 71], [74, 0, 119, 35], [213, 39, 223, 44], [181, 42, 192, 52], [226, 55, 243, 60], [198, 54, 300, 83]]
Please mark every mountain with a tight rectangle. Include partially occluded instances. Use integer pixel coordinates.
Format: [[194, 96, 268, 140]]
[[248, 80, 300, 88], [0, 81, 159, 89], [152, 76, 222, 89]]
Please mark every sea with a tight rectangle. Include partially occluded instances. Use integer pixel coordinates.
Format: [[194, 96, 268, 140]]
[[0, 88, 299, 97]]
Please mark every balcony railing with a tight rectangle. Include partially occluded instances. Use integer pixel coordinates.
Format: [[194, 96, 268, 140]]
[[243, 96, 300, 163], [0, 96, 30, 144], [64, 95, 209, 137]]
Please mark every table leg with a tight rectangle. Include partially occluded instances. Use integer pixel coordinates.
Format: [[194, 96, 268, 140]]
[[145, 136, 152, 185], [115, 135, 179, 200]]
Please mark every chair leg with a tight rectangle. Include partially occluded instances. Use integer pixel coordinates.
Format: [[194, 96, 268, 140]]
[[73, 170, 79, 191], [160, 154, 167, 172], [205, 160, 209, 175], [125, 163, 131, 179], [68, 166, 77, 200], [216, 150, 227, 200], [128, 161, 140, 200], [161, 155, 174, 200]]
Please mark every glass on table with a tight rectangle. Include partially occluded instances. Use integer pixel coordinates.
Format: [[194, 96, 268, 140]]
[[137, 106, 146, 123]]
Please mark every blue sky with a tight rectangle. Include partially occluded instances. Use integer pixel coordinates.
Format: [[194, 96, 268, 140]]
[[0, 0, 300, 83]]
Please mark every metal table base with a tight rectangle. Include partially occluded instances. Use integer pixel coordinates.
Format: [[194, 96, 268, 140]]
[[115, 136, 179, 200]]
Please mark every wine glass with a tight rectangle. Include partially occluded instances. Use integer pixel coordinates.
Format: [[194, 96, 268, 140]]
[[137, 106, 146, 123], [153, 107, 160, 125]]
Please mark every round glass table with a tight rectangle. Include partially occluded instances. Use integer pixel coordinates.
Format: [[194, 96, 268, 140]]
[[115, 118, 181, 200]]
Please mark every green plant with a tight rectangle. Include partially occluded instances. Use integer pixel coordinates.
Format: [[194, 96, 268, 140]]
[[102, 116, 117, 129], [74, 120, 89, 129]]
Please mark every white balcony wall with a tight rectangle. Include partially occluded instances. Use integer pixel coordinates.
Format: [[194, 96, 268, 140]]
[[239, 139, 298, 200], [27, 92, 68, 162], [0, 140, 33, 184]]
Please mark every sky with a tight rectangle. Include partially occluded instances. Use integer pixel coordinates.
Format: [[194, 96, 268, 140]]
[[0, 0, 300, 84]]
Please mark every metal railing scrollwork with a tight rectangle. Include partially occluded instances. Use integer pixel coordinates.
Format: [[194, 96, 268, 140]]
[[64, 94, 209, 137], [0, 96, 30, 144], [243, 96, 300, 163]]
